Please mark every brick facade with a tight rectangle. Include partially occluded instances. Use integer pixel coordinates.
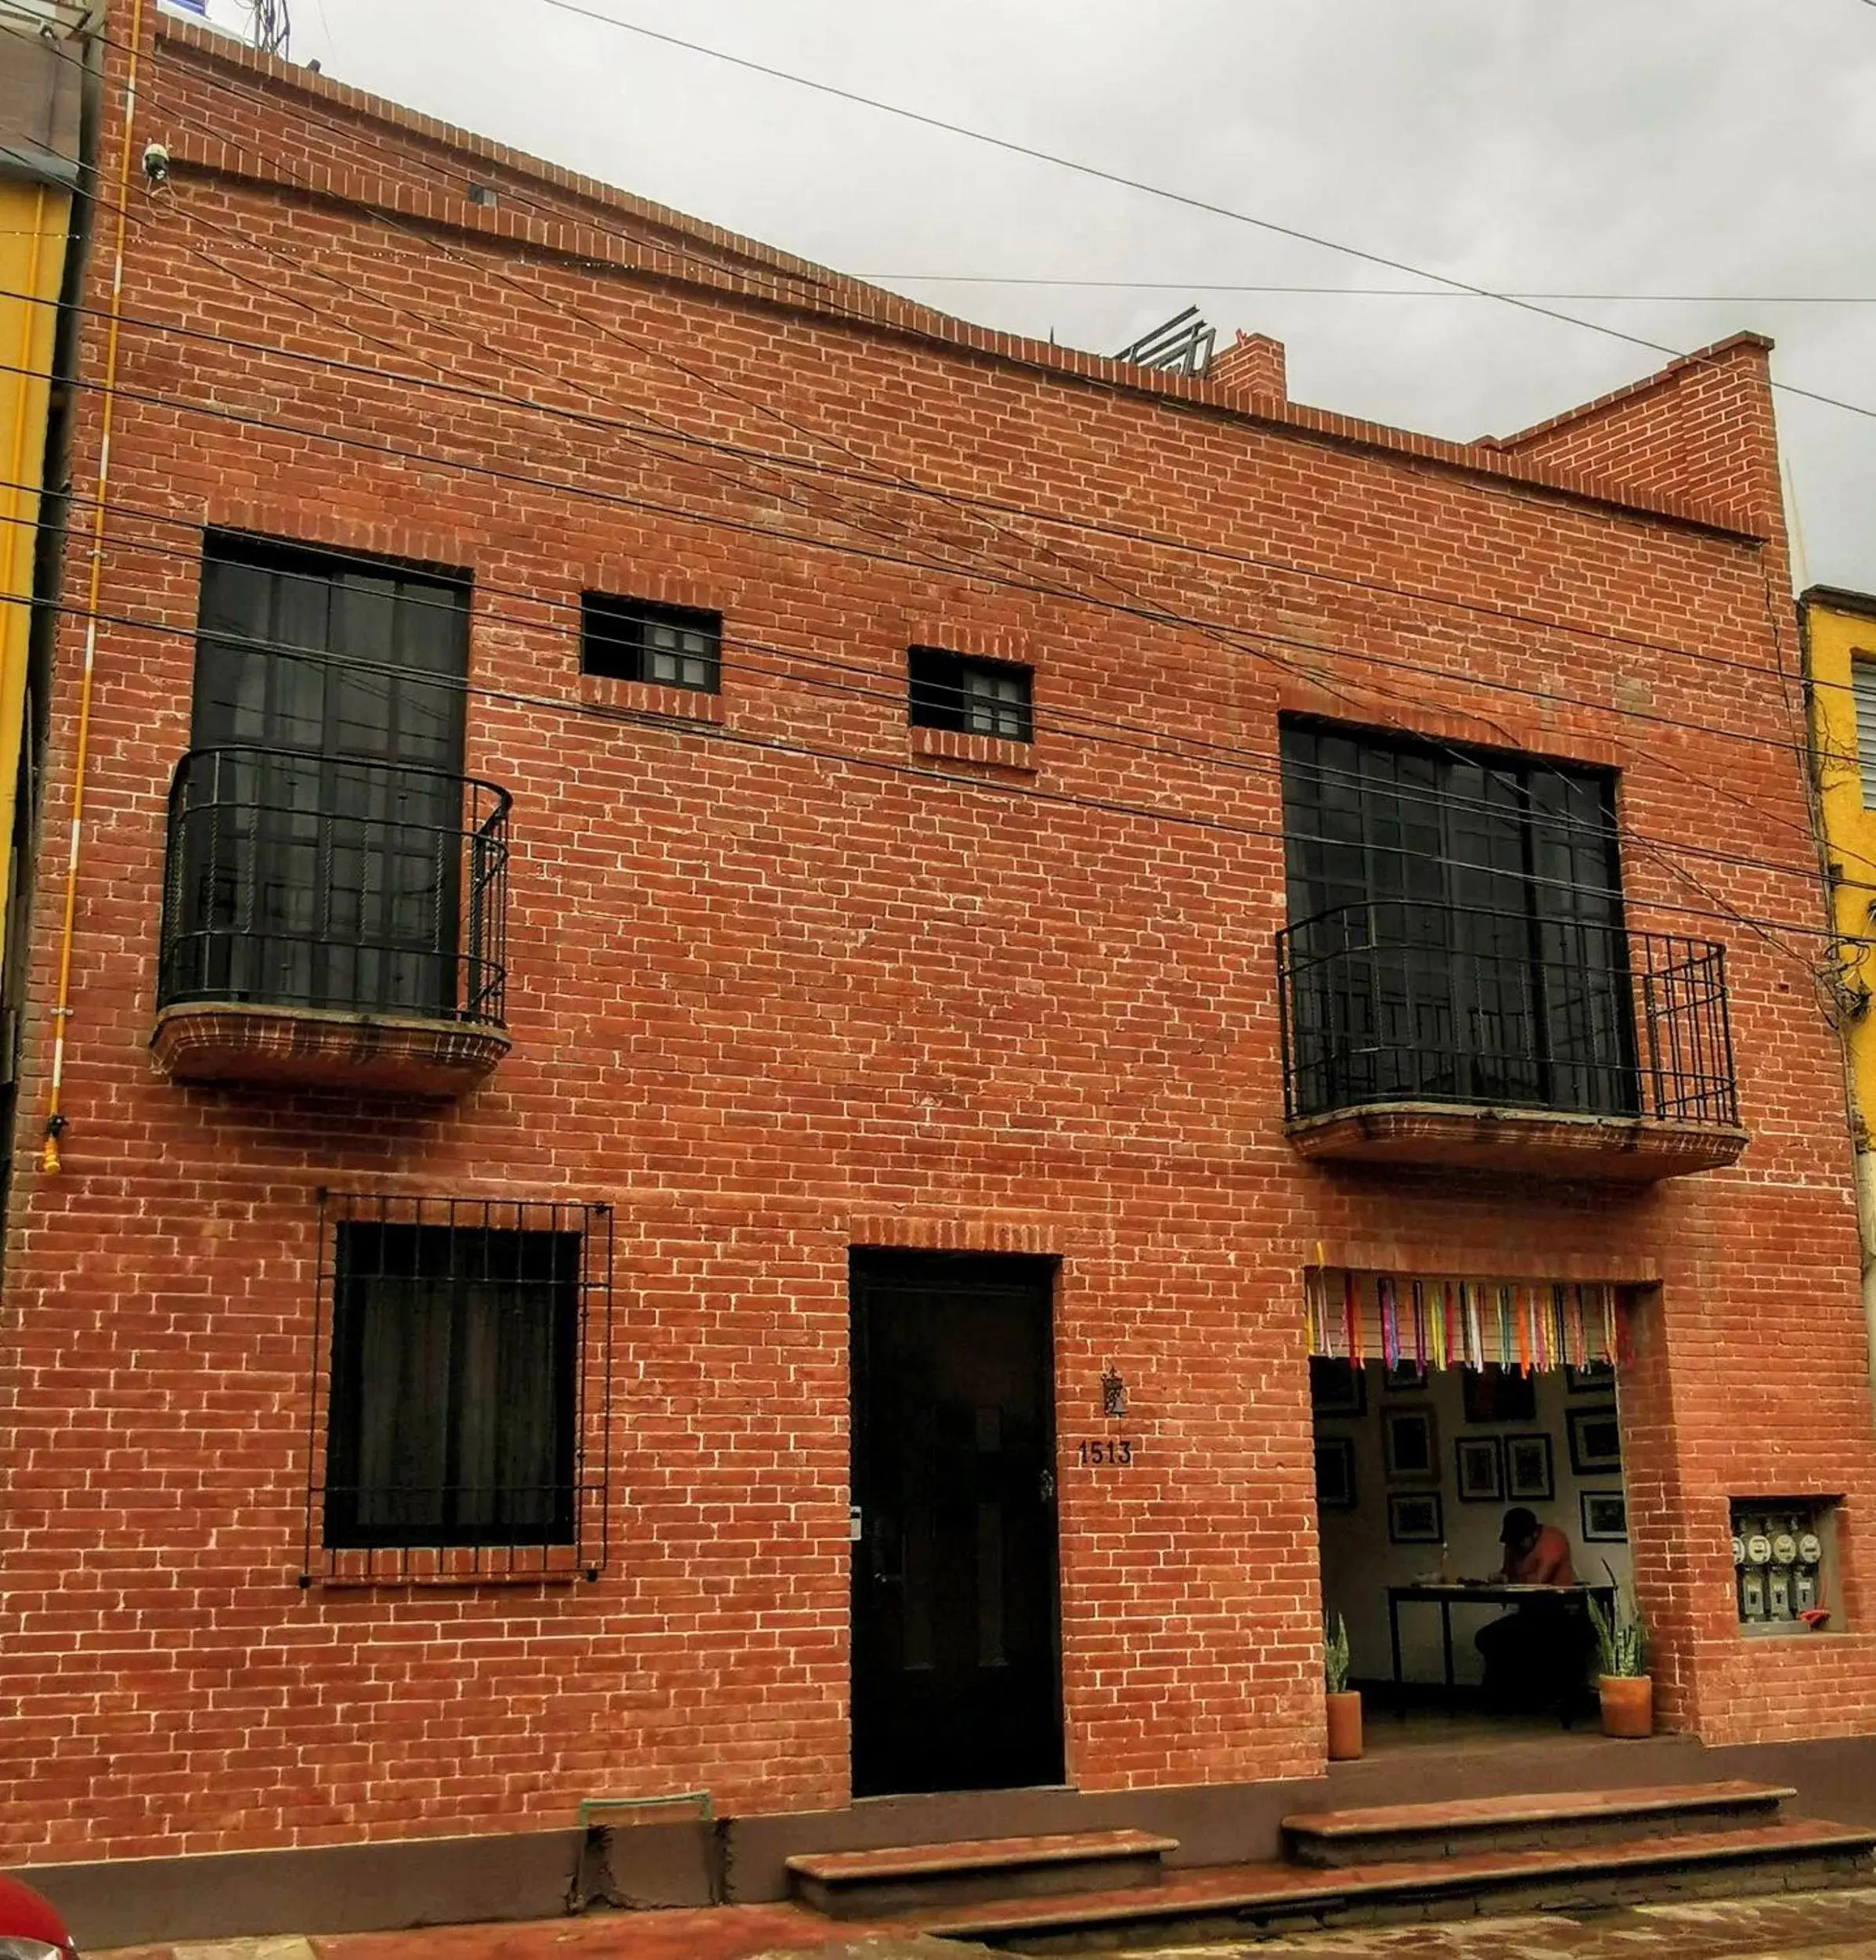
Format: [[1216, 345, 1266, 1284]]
[[1, 10, 1871, 1870]]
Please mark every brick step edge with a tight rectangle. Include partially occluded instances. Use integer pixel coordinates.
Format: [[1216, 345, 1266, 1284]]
[[1282, 1778, 1797, 1841], [786, 1827, 1178, 1886], [900, 1819, 1876, 1940]]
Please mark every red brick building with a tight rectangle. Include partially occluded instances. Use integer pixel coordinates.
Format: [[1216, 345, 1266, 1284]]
[[5, 9, 1874, 1940]]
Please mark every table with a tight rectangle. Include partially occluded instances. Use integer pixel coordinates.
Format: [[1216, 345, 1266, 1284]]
[[1386, 1582, 1616, 1691]]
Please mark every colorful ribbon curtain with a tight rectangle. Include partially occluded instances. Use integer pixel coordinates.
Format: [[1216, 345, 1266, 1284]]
[[1304, 1271, 1627, 1373]]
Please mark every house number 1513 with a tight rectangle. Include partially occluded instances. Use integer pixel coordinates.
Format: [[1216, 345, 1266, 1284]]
[[1077, 1439, 1135, 1467]]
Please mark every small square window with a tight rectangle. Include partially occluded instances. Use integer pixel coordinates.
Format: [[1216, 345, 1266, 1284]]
[[907, 647, 1034, 743], [582, 593, 721, 693]]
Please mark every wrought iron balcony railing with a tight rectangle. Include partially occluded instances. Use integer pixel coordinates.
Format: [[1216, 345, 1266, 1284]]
[[157, 746, 511, 1029], [1275, 899, 1738, 1130]]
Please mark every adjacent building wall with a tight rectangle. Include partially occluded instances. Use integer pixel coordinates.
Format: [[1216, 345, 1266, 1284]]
[[0, 9, 81, 1176]]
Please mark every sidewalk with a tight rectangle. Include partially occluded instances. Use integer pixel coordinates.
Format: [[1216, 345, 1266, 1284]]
[[95, 1908, 989, 1960], [92, 1883, 1876, 1960]]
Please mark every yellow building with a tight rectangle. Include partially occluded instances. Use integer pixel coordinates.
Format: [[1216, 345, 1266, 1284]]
[[1802, 584, 1876, 1383], [0, 3, 83, 1176]]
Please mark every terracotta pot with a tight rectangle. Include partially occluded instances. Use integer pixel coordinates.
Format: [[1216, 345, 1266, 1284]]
[[1598, 1673, 1654, 1738], [1325, 1689, 1363, 1760]]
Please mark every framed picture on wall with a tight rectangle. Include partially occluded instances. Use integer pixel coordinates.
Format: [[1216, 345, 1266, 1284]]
[[1315, 1437, 1357, 1511], [1504, 1433, 1555, 1502], [1581, 1489, 1628, 1542], [1383, 1408, 1438, 1482], [1310, 1356, 1367, 1418], [1455, 1435, 1503, 1503], [1568, 1405, 1623, 1475], [1383, 1359, 1428, 1394], [1462, 1364, 1536, 1424], [1388, 1490, 1444, 1544], [1565, 1360, 1615, 1395]]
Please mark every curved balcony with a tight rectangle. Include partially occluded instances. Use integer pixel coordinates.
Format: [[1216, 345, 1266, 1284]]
[[1275, 900, 1746, 1180], [152, 747, 511, 1096]]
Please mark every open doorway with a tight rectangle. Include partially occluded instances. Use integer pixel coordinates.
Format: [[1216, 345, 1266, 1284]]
[[1309, 1271, 1631, 1749]]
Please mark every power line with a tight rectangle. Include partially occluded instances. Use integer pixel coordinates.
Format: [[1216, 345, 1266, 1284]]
[[23, 35, 1844, 955], [27, 203, 1829, 931], [72, 26, 1788, 675], [0, 552, 1842, 945], [518, 0, 1876, 432], [5, 342, 1827, 781], [0, 481, 1845, 902], [855, 277, 1876, 305], [92, 101, 1846, 922]]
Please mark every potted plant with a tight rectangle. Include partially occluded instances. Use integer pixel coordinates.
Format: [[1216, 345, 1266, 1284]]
[[1586, 1583, 1651, 1738], [1324, 1611, 1362, 1760]]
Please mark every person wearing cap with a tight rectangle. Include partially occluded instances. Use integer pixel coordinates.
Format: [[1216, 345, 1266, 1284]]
[[1475, 1507, 1585, 1714]]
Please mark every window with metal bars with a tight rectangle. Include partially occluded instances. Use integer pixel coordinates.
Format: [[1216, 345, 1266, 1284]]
[[166, 533, 499, 1023], [907, 647, 1034, 743], [304, 1193, 612, 1584], [580, 592, 722, 692]]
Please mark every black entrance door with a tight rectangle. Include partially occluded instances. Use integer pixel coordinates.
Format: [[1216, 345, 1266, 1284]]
[[850, 1250, 1063, 1798]]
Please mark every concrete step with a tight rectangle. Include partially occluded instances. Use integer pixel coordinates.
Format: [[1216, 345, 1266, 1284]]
[[785, 1826, 1178, 1919], [1283, 1778, 1796, 1866], [893, 1817, 1876, 1950]]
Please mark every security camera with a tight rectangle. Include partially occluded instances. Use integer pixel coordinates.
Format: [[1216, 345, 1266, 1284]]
[[142, 142, 170, 185]]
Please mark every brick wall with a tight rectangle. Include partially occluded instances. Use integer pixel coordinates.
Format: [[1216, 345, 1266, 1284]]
[[0, 13, 1869, 1864]]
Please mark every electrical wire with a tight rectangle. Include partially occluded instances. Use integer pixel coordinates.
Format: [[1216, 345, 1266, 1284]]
[[0, 341, 1831, 784], [19, 27, 1849, 959], [25, 26, 1799, 685], [0, 457, 1844, 938], [517, 0, 1876, 432], [4, 563, 1844, 945], [849, 278, 1876, 305], [99, 99, 1853, 927]]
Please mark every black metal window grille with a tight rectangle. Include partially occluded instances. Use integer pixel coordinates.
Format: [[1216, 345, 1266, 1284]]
[[303, 1194, 613, 1586], [161, 535, 509, 1026], [907, 647, 1034, 743], [1275, 720, 1738, 1127], [581, 592, 722, 693]]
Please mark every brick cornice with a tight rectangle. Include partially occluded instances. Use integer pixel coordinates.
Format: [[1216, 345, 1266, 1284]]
[[156, 20, 1769, 547]]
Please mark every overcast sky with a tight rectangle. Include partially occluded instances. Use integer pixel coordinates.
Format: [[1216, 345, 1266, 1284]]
[[185, 0, 1876, 591]]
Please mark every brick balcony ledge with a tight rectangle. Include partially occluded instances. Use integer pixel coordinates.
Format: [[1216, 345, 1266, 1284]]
[[151, 1001, 510, 1098], [1284, 1101, 1748, 1182]]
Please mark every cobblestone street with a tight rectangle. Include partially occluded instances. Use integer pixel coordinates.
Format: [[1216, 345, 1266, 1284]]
[[1113, 1884, 1876, 1957]]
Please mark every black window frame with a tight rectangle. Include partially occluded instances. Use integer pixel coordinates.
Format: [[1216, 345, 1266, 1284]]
[[580, 591, 723, 694], [1277, 715, 1637, 1119], [907, 646, 1035, 743], [304, 1193, 614, 1584], [166, 532, 485, 1021]]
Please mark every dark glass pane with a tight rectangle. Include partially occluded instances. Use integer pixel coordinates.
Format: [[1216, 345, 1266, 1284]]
[[174, 537, 471, 1017], [325, 1223, 579, 1550], [1279, 719, 1632, 1118]]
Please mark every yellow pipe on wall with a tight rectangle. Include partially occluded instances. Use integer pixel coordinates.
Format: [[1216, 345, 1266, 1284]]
[[41, 0, 145, 1175]]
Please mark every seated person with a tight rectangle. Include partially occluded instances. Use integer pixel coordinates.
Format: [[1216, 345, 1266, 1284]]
[[1474, 1507, 1589, 1715]]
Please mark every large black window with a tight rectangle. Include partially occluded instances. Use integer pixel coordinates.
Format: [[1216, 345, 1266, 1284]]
[[907, 647, 1034, 742], [324, 1220, 579, 1550], [1279, 719, 1633, 1117], [580, 592, 721, 692], [164, 535, 481, 1019]]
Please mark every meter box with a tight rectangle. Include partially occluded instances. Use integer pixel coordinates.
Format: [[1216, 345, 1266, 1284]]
[[1730, 1498, 1839, 1634]]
